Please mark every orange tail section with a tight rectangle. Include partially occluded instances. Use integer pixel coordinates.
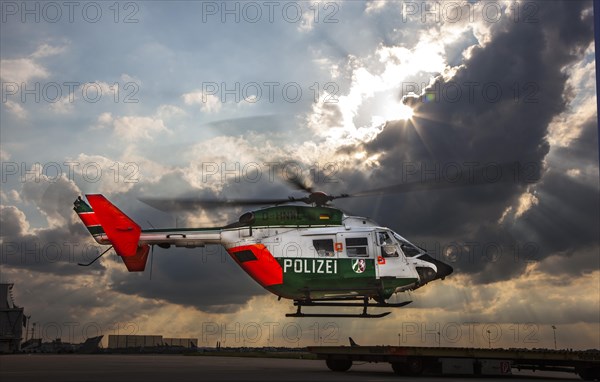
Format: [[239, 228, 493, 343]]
[[84, 194, 150, 272], [121, 245, 150, 272]]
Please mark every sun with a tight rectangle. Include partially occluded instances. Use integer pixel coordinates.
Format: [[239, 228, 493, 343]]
[[370, 101, 415, 128], [382, 103, 414, 122]]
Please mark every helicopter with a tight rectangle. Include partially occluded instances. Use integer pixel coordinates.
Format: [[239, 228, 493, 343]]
[[73, 163, 524, 318]]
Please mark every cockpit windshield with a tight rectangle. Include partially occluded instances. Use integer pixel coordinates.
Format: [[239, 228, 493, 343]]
[[392, 232, 423, 257]]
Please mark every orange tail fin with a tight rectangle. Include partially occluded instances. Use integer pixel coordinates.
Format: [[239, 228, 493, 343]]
[[81, 194, 149, 272]]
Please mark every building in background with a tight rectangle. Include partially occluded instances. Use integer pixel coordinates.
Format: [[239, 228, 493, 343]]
[[0, 283, 25, 353], [108, 335, 197, 349]]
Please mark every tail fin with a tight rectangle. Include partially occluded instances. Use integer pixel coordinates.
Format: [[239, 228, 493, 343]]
[[74, 195, 150, 272]]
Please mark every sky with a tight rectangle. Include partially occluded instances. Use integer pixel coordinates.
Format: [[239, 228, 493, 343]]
[[1, 1, 599, 350]]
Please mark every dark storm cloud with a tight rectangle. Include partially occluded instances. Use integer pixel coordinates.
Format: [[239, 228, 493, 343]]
[[458, 114, 599, 283], [334, 0, 596, 283], [521, 115, 599, 277]]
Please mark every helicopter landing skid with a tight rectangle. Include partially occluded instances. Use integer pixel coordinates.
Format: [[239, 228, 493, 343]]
[[286, 311, 391, 318], [285, 298, 412, 318]]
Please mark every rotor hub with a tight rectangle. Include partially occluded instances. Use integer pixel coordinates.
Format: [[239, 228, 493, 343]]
[[307, 191, 332, 206]]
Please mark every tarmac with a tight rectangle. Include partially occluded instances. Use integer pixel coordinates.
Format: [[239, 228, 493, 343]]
[[0, 354, 579, 381]]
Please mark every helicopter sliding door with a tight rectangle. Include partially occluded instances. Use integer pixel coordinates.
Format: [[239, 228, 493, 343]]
[[332, 231, 379, 295]]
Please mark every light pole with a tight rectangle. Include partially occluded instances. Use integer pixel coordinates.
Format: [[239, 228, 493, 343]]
[[437, 331, 441, 347], [25, 316, 31, 341], [398, 333, 401, 346], [487, 330, 491, 349], [552, 325, 557, 350]]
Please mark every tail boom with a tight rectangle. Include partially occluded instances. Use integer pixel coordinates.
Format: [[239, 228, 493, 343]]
[[74, 195, 223, 272]]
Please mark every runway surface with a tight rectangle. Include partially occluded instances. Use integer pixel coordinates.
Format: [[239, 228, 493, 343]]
[[0, 354, 579, 381]]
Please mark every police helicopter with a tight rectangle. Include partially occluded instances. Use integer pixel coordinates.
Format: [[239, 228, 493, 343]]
[[72, 163, 525, 318]]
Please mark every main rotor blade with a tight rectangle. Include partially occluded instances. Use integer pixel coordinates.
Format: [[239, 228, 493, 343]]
[[274, 161, 313, 193], [338, 162, 537, 199], [139, 197, 303, 211], [286, 175, 313, 193]]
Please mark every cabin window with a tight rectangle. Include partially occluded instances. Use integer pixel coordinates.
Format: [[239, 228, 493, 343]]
[[345, 237, 369, 257], [313, 239, 334, 257]]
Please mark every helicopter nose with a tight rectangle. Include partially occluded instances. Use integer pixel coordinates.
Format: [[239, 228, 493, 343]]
[[418, 254, 454, 280]]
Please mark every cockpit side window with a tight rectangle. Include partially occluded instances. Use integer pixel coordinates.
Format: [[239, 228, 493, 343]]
[[377, 231, 399, 258]]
